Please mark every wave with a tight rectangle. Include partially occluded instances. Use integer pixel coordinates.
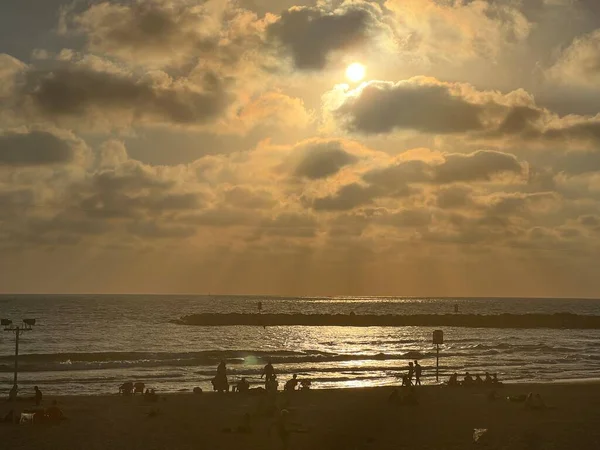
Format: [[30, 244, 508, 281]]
[[0, 349, 453, 373], [172, 313, 600, 329]]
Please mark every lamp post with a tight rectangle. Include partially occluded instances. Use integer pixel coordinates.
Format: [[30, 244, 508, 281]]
[[2, 319, 36, 389]]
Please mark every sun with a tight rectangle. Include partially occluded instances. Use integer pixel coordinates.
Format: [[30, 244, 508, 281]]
[[346, 63, 366, 83]]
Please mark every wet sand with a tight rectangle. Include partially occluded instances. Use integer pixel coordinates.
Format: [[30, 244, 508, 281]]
[[2, 383, 600, 449]]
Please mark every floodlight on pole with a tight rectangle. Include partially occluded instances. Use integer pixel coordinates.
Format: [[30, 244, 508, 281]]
[[3, 319, 36, 389]]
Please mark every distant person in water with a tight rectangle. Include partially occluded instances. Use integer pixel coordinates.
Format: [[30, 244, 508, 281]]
[[407, 362, 414, 384], [284, 374, 299, 391], [34, 386, 42, 406], [414, 360, 422, 386], [261, 361, 276, 388]]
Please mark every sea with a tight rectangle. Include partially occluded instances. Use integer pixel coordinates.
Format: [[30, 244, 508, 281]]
[[2, 295, 600, 396]]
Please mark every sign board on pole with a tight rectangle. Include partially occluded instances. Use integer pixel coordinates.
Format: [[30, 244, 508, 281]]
[[433, 329, 444, 345]]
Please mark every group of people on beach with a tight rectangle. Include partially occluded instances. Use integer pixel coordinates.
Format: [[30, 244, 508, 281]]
[[212, 360, 310, 394], [447, 371, 502, 387], [3, 385, 66, 424]]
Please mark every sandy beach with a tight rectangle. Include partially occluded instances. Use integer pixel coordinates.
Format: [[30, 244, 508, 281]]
[[2, 383, 600, 450]]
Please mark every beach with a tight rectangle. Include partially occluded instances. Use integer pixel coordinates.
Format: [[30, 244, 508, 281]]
[[2, 383, 600, 450]]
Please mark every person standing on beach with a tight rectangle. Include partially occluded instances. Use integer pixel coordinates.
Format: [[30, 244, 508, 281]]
[[414, 360, 422, 386], [262, 360, 276, 389], [34, 386, 42, 406], [407, 362, 414, 384]]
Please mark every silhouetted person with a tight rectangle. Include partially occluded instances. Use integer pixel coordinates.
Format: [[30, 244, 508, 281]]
[[401, 374, 412, 387], [213, 360, 229, 393], [46, 400, 65, 422], [284, 374, 299, 391], [454, 304, 459, 313], [492, 373, 502, 385], [3, 409, 14, 423], [484, 372, 493, 384], [414, 360, 422, 386], [8, 384, 17, 402], [447, 373, 458, 386], [237, 377, 250, 393], [407, 362, 414, 384], [34, 386, 42, 406], [475, 374, 483, 384], [464, 372, 474, 386], [261, 361, 276, 388]]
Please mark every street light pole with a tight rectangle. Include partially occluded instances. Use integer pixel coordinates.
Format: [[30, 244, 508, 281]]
[[2, 319, 35, 391], [14, 326, 20, 386]]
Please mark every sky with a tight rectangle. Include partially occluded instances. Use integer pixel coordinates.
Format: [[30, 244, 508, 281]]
[[2, 0, 600, 296]]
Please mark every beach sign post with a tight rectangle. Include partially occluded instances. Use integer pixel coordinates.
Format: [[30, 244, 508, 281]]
[[433, 329, 443, 382]]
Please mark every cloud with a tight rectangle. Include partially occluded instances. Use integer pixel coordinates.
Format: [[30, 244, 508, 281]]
[[385, 0, 531, 63], [311, 150, 525, 211], [266, 2, 387, 70], [63, 0, 252, 68], [293, 140, 358, 179], [21, 63, 230, 127], [333, 79, 483, 134], [326, 76, 600, 145], [0, 129, 79, 166], [549, 29, 600, 87], [0, 54, 27, 98]]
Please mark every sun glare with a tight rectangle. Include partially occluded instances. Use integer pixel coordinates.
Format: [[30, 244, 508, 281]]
[[346, 63, 365, 83]]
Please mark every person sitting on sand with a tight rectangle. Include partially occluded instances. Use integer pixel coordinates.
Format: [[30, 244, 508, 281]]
[[484, 372, 493, 384], [463, 372, 474, 386], [284, 374, 299, 392], [45, 400, 66, 422], [447, 373, 459, 386], [34, 386, 42, 406], [144, 388, 158, 402], [475, 374, 483, 384], [525, 393, 547, 410], [8, 384, 17, 402], [300, 380, 311, 391], [492, 373, 502, 385], [3, 410, 14, 423], [237, 377, 250, 393]]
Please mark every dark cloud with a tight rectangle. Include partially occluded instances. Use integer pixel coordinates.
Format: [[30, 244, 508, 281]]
[[435, 151, 523, 183], [311, 150, 523, 211], [294, 141, 358, 179], [335, 80, 483, 134], [71, 0, 217, 59], [0, 130, 75, 166], [73, 162, 202, 219], [267, 4, 378, 70], [22, 65, 230, 125], [312, 183, 386, 211]]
